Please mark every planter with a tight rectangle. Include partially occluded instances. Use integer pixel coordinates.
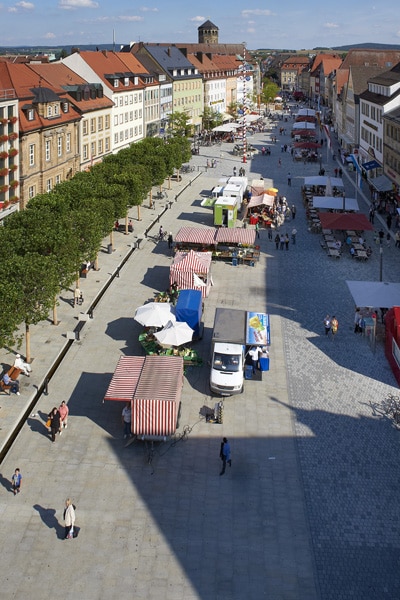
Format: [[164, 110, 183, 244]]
[[0, 118, 8, 125], [0, 167, 8, 177], [8, 132, 18, 141], [0, 184, 9, 193], [0, 151, 8, 160], [0, 134, 9, 143], [8, 148, 18, 157], [9, 116, 18, 124], [10, 180, 19, 189], [9, 195, 19, 204], [9, 164, 18, 172]]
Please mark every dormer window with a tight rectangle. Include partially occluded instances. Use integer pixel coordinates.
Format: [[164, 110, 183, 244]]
[[47, 105, 53, 117], [28, 109, 34, 121], [54, 104, 59, 116], [124, 77, 129, 87], [114, 79, 119, 88]]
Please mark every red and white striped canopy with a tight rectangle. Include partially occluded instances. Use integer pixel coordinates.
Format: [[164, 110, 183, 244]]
[[175, 227, 216, 246], [171, 250, 212, 273], [215, 228, 256, 245], [104, 356, 144, 401]]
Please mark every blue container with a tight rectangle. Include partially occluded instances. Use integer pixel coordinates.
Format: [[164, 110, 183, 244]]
[[259, 357, 270, 372], [245, 365, 253, 380]]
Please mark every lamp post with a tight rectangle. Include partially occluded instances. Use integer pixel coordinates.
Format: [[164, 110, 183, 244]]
[[379, 243, 383, 282]]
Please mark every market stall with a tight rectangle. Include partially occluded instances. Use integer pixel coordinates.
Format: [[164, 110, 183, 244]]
[[318, 212, 374, 231], [104, 355, 184, 440], [214, 227, 259, 264], [174, 227, 216, 252], [312, 196, 359, 212], [170, 250, 212, 298]]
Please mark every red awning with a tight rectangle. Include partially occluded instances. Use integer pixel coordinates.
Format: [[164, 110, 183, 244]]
[[215, 228, 256, 245], [104, 356, 144, 401], [175, 227, 216, 245], [318, 212, 374, 231], [170, 250, 212, 297]]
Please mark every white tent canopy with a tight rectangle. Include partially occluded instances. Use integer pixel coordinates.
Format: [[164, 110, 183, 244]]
[[212, 123, 241, 132], [312, 196, 359, 211], [304, 176, 344, 188], [296, 108, 316, 117], [346, 281, 400, 309], [292, 122, 316, 130]]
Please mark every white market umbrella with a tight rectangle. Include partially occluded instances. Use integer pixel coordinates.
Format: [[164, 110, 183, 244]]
[[154, 320, 194, 348], [134, 303, 176, 328]]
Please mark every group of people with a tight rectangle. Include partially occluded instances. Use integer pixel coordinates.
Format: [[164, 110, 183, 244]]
[[1, 354, 32, 395], [47, 401, 69, 442], [274, 230, 297, 250], [323, 315, 339, 339]]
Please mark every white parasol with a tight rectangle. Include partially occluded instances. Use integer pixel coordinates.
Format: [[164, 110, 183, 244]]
[[134, 303, 176, 328], [154, 320, 194, 348]]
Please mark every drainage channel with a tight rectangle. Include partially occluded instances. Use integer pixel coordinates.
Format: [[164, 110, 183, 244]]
[[0, 175, 201, 464]]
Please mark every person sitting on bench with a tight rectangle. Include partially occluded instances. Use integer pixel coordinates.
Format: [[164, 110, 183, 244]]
[[2, 372, 20, 395], [14, 354, 31, 376]]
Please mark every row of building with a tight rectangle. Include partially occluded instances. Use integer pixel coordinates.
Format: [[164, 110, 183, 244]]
[[274, 49, 400, 203], [0, 20, 260, 218]]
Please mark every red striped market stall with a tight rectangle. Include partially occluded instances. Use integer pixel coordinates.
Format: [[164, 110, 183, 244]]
[[104, 355, 184, 441], [214, 227, 256, 246], [170, 250, 212, 298], [174, 227, 216, 251]]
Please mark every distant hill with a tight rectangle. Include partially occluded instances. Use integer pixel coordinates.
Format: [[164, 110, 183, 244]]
[[322, 42, 400, 51], [0, 43, 115, 55]]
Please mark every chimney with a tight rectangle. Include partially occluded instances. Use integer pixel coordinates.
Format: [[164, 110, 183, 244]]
[[167, 47, 171, 57], [102, 49, 108, 58], [196, 52, 203, 63]]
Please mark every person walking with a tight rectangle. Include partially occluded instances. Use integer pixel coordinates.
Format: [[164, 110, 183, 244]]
[[12, 468, 22, 496], [284, 233, 290, 250], [369, 207, 375, 224], [255, 222, 260, 238], [287, 172, 291, 186], [219, 437, 232, 475], [331, 316, 339, 340], [158, 225, 164, 241], [291, 228, 297, 245], [248, 346, 260, 374], [122, 402, 131, 439], [387, 214, 392, 230], [63, 499, 76, 539], [167, 232, 173, 249], [395, 231, 400, 248], [274, 233, 280, 250], [323, 315, 331, 336], [291, 204, 296, 220], [74, 287, 81, 307], [279, 233, 285, 250], [59, 401, 69, 433], [48, 407, 61, 443]]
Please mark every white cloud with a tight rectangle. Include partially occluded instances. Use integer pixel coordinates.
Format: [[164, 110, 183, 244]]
[[95, 15, 144, 22], [189, 15, 205, 23], [324, 22, 339, 29], [8, 1, 34, 11], [43, 32, 56, 39], [241, 9, 273, 17], [140, 6, 158, 11], [247, 27, 256, 34], [59, 0, 99, 9]]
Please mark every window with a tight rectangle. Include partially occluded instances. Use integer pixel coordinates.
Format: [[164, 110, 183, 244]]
[[98, 116, 103, 131], [129, 111, 133, 121], [57, 136, 62, 157], [114, 133, 118, 145], [129, 95, 133, 104], [54, 104, 59, 116], [27, 109, 34, 121], [125, 95, 129, 104], [98, 139, 103, 154], [83, 120, 88, 135], [55, 175, 61, 185], [45, 140, 51, 161], [119, 114, 123, 125], [91, 142, 95, 158], [28, 185, 35, 199], [119, 131, 123, 142], [119, 97, 123, 107], [29, 144, 35, 167], [124, 112, 128, 123], [66, 133, 71, 153], [125, 129, 129, 140], [46, 179, 52, 192], [114, 79, 119, 88], [83, 144, 88, 161], [105, 137, 110, 152], [124, 77, 129, 87], [105, 115, 110, 129], [90, 118, 96, 134], [47, 105, 53, 117], [114, 115, 118, 126]]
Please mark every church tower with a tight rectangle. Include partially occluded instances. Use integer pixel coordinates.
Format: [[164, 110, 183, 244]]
[[198, 20, 219, 44]]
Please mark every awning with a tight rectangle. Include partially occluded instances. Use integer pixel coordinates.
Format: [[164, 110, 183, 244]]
[[292, 122, 316, 130], [297, 108, 316, 117], [175, 227, 216, 246], [362, 160, 380, 171], [312, 196, 359, 211], [304, 176, 344, 188], [369, 174, 393, 192], [215, 227, 256, 246], [247, 193, 275, 209], [340, 133, 354, 147], [346, 281, 400, 309], [318, 212, 374, 231], [212, 123, 241, 132]]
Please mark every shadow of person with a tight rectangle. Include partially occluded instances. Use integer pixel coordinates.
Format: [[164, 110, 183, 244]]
[[33, 505, 64, 539], [0, 472, 13, 493], [26, 414, 51, 440]]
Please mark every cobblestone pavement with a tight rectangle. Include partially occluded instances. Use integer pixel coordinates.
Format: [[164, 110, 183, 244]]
[[1, 109, 400, 599]]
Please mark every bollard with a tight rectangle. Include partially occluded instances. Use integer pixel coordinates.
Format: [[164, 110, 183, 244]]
[[44, 378, 49, 396]]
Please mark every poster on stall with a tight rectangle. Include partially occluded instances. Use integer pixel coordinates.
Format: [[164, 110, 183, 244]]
[[246, 312, 270, 346]]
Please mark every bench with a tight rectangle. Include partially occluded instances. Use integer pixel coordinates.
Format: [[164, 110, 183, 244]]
[[0, 366, 22, 394]]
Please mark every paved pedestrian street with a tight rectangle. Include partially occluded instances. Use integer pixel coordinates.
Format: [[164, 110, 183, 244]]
[[0, 110, 400, 599]]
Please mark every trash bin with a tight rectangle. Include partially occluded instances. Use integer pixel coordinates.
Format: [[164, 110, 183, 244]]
[[232, 257, 238, 267], [259, 357, 270, 372], [107, 243, 113, 254], [245, 365, 253, 380]]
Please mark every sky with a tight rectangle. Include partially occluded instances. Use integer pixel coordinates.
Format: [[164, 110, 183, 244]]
[[0, 0, 400, 50]]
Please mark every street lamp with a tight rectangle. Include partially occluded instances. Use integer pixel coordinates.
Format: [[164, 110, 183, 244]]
[[379, 244, 383, 282], [242, 42, 247, 164]]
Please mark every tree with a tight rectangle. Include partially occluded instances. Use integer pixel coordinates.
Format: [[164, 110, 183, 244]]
[[226, 102, 239, 120], [261, 79, 280, 105], [168, 111, 191, 137], [201, 107, 223, 131]]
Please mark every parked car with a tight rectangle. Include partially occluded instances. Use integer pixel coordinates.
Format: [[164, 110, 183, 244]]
[[170, 173, 182, 182]]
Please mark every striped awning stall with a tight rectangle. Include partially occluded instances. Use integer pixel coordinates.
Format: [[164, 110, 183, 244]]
[[175, 227, 216, 246], [215, 228, 256, 246], [133, 356, 184, 437], [104, 356, 145, 402], [170, 250, 212, 298]]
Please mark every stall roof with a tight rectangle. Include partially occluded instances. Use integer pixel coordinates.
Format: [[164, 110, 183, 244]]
[[346, 281, 400, 309], [312, 196, 359, 211], [215, 227, 256, 245], [304, 176, 344, 187], [318, 212, 374, 231], [369, 174, 393, 192], [212, 123, 241, 132], [292, 122, 316, 130], [247, 193, 275, 208], [104, 356, 144, 402], [297, 108, 316, 117], [175, 227, 216, 245], [171, 250, 212, 273]]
